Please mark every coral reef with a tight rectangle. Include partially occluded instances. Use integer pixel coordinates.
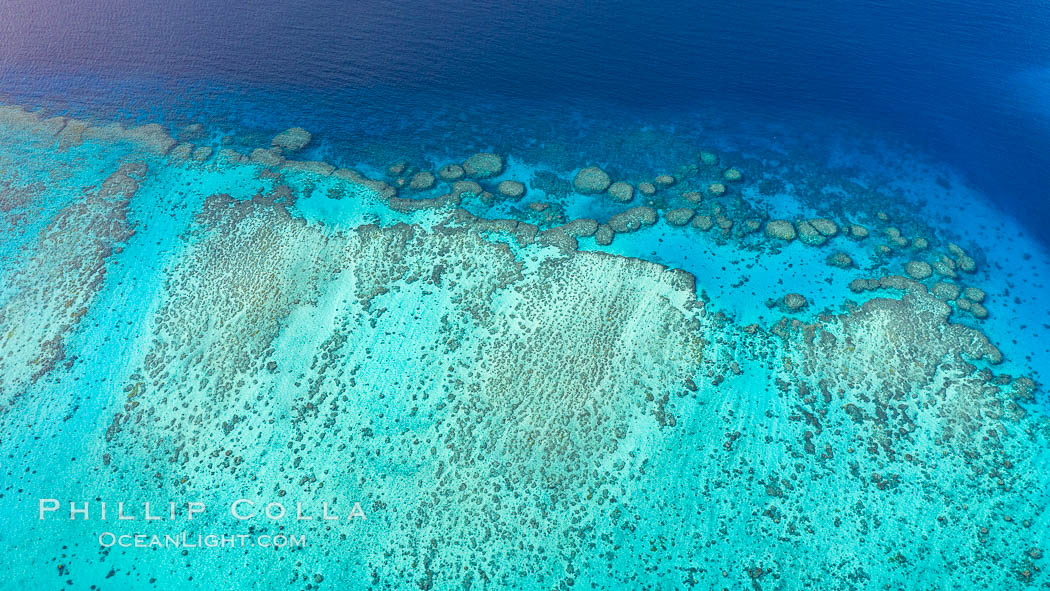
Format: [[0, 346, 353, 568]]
[[653, 174, 676, 188], [827, 251, 854, 268], [809, 217, 838, 237], [408, 171, 436, 191], [438, 163, 465, 181], [781, 292, 808, 311], [765, 219, 796, 241], [0, 162, 140, 410], [497, 179, 526, 198], [665, 207, 695, 226], [573, 166, 612, 194], [607, 180, 634, 202], [271, 127, 312, 152], [463, 152, 504, 178], [797, 219, 828, 246], [0, 102, 1045, 591], [905, 260, 933, 280], [608, 206, 658, 233]]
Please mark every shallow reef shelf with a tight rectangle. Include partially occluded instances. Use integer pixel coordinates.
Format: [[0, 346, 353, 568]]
[[0, 103, 1047, 590]]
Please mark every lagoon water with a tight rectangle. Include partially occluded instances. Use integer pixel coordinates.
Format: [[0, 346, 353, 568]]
[[1, 0, 1049, 589]]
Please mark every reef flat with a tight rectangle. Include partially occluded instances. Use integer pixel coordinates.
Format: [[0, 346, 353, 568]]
[[0, 103, 1047, 590]]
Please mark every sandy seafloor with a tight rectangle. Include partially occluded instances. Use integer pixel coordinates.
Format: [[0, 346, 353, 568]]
[[0, 93, 1048, 591]]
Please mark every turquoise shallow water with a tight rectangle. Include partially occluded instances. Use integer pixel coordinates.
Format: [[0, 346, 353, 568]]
[[4, 0, 1050, 586], [0, 97, 1047, 590]]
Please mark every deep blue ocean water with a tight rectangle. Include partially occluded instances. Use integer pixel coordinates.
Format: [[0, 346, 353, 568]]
[[2, 0, 1049, 240]]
